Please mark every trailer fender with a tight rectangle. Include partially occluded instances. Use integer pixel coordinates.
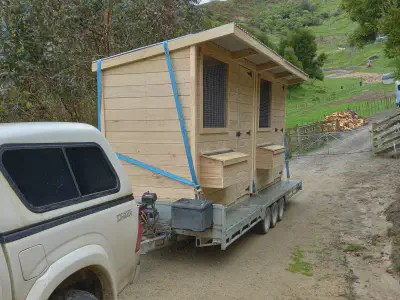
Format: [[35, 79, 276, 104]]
[[26, 245, 117, 300]]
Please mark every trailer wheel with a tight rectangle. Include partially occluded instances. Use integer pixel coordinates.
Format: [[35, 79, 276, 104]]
[[271, 202, 278, 228], [253, 207, 272, 235], [278, 198, 285, 221]]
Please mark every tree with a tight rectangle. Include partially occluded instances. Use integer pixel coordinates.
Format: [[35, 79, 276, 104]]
[[341, 0, 400, 77], [283, 47, 303, 69], [279, 28, 327, 81], [0, 0, 205, 124]]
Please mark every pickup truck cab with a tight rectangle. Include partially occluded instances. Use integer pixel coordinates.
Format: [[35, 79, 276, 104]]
[[0, 123, 141, 300]]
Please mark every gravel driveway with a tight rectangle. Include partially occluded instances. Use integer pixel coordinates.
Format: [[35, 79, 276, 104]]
[[120, 110, 400, 300]]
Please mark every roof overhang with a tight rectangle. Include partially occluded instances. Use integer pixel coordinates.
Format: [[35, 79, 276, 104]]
[[92, 23, 308, 85]]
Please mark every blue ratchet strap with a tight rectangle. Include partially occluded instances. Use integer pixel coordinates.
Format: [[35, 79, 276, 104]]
[[163, 41, 200, 189], [97, 59, 102, 131], [284, 134, 290, 178], [117, 153, 195, 187]]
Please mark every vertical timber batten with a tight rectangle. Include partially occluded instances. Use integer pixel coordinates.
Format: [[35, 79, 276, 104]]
[[190, 46, 198, 175]]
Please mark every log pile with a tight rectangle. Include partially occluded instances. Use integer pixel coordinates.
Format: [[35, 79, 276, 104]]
[[324, 111, 368, 131]]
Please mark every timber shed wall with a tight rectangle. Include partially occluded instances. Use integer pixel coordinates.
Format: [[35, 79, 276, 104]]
[[102, 48, 195, 200], [100, 44, 289, 204]]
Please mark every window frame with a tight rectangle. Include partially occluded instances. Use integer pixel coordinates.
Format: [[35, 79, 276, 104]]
[[257, 78, 272, 131], [200, 51, 230, 134], [0, 142, 120, 213]]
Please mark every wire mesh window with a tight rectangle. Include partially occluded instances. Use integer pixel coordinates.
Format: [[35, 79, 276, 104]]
[[203, 56, 228, 128], [259, 79, 271, 128]]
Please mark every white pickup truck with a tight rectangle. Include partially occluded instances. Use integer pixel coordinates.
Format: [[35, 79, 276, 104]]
[[0, 123, 141, 300]]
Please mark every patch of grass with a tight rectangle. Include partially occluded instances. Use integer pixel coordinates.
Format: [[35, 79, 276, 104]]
[[286, 77, 395, 128], [344, 243, 364, 252], [317, 249, 330, 255], [287, 246, 313, 276]]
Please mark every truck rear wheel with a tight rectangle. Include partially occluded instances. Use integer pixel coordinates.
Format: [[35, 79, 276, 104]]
[[51, 289, 98, 300], [278, 198, 285, 221], [271, 202, 278, 228], [253, 207, 271, 234]]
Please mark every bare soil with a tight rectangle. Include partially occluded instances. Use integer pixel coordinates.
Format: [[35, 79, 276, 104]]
[[326, 72, 382, 84], [327, 89, 395, 106], [120, 110, 400, 300]]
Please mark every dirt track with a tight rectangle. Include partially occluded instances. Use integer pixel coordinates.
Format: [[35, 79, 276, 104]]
[[120, 110, 400, 300]]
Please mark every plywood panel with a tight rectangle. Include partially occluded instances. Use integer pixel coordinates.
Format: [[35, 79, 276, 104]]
[[105, 120, 192, 132], [105, 96, 191, 110], [105, 108, 191, 121], [103, 71, 190, 87], [104, 82, 190, 98]]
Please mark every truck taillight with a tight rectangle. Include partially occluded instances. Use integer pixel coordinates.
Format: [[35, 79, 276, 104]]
[[135, 215, 143, 253]]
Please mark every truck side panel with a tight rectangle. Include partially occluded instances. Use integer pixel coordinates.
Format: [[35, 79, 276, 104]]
[[2, 199, 138, 300], [0, 248, 12, 300]]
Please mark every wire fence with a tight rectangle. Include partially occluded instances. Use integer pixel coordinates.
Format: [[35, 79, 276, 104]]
[[286, 97, 397, 156]]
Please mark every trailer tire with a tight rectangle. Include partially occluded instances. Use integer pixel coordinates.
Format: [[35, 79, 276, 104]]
[[253, 207, 272, 234], [271, 202, 278, 228], [278, 198, 285, 221]]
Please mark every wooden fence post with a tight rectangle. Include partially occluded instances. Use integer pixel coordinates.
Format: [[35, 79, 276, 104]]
[[296, 126, 304, 154], [371, 122, 376, 154], [285, 132, 292, 158], [335, 119, 340, 132]]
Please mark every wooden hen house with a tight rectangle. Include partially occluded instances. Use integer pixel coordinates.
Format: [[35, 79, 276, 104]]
[[92, 23, 308, 206]]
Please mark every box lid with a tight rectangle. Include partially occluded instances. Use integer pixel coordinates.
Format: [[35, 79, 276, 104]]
[[171, 198, 213, 211], [201, 150, 249, 166], [257, 144, 285, 154]]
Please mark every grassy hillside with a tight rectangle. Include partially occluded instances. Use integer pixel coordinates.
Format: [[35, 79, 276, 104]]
[[204, 0, 393, 71], [286, 79, 394, 127]]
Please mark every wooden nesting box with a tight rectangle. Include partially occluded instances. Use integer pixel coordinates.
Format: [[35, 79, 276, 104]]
[[200, 151, 249, 189], [256, 144, 285, 170], [92, 23, 308, 206]]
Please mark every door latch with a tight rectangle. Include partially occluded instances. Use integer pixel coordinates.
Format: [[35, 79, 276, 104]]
[[246, 130, 251, 136], [236, 131, 241, 137]]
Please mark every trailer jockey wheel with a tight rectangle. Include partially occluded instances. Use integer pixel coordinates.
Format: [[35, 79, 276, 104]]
[[271, 202, 279, 228], [253, 207, 272, 235], [278, 198, 285, 221]]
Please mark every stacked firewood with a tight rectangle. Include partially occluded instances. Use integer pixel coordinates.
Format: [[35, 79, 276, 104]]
[[324, 111, 368, 131]]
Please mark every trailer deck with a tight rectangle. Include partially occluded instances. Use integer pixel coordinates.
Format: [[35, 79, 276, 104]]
[[140, 180, 302, 252]]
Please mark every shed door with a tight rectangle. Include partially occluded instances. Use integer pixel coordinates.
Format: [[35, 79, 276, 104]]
[[236, 66, 255, 194]]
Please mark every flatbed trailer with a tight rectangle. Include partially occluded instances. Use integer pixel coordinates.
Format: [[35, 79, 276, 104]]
[[139, 179, 302, 253]]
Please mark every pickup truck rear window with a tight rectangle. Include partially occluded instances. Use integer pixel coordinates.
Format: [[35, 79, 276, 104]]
[[65, 146, 117, 196], [2, 148, 79, 208], [1, 144, 119, 212]]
